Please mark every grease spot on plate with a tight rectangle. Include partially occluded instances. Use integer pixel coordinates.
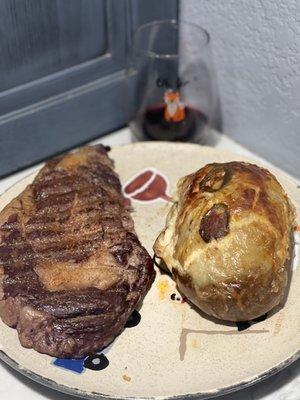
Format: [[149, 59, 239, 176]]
[[122, 374, 131, 382], [157, 279, 170, 300]]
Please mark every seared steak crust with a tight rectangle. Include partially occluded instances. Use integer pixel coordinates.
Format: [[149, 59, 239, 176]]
[[0, 145, 154, 358]]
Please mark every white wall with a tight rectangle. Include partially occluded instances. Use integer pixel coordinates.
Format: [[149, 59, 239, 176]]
[[181, 0, 300, 178]]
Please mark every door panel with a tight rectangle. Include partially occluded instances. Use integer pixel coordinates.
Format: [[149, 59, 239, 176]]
[[0, 0, 108, 91], [0, 0, 178, 177], [0, 0, 124, 115]]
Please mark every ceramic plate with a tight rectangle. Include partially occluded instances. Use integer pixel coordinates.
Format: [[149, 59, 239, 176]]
[[0, 142, 299, 400]]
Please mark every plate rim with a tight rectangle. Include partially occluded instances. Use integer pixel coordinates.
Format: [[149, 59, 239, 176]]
[[0, 348, 299, 400]]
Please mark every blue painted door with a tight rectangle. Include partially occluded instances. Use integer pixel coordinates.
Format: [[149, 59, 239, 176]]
[[0, 0, 178, 177]]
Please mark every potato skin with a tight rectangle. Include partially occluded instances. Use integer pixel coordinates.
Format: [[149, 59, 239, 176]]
[[154, 162, 295, 321]]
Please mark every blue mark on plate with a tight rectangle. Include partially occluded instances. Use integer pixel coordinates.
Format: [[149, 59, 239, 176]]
[[52, 342, 113, 374], [53, 357, 85, 374]]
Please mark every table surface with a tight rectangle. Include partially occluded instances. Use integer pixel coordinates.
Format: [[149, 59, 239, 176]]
[[0, 128, 299, 400]]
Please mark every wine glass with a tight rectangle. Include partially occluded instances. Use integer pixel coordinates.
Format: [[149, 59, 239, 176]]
[[127, 19, 219, 143]]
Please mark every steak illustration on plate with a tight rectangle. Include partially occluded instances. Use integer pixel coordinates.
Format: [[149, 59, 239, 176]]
[[0, 146, 154, 358], [123, 168, 172, 202]]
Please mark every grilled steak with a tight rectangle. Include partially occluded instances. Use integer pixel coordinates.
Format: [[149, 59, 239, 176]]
[[0, 145, 154, 358]]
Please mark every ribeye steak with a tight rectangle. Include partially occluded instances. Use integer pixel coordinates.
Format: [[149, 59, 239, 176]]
[[0, 145, 154, 358]]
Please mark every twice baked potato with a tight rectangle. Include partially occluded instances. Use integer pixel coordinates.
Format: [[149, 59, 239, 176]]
[[154, 162, 295, 321]]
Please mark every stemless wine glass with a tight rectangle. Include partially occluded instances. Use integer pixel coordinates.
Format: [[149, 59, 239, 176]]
[[127, 20, 219, 143]]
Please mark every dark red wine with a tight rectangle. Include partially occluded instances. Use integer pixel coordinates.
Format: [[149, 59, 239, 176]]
[[133, 103, 208, 142]]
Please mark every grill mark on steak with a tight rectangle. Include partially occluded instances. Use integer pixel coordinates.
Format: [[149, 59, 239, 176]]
[[31, 287, 128, 319], [0, 145, 155, 358]]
